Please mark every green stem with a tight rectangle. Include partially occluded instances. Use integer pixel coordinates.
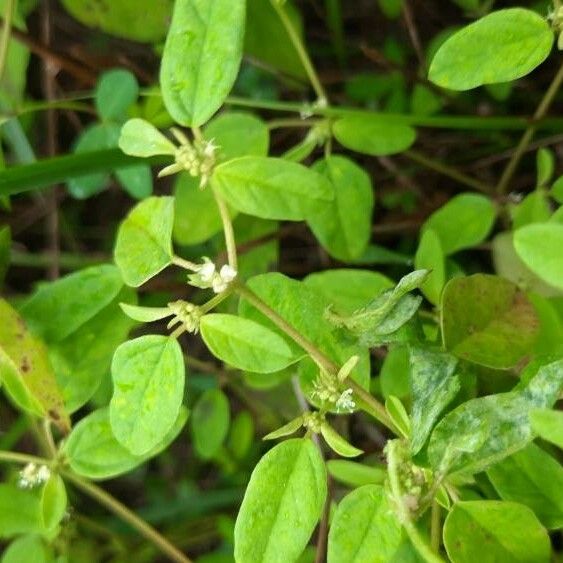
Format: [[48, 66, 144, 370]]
[[172, 255, 200, 272], [61, 470, 192, 563], [404, 150, 492, 194], [431, 500, 441, 554], [200, 287, 234, 314], [496, 60, 563, 196], [271, 1, 328, 104], [387, 441, 444, 563], [0, 449, 51, 466], [212, 188, 238, 271], [235, 283, 396, 432], [0, 0, 16, 81]]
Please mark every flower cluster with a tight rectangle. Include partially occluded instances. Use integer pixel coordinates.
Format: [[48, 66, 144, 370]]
[[158, 128, 217, 188], [188, 259, 237, 294], [167, 300, 202, 334], [18, 463, 51, 489]]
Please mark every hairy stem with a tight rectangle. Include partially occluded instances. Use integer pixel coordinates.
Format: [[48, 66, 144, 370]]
[[0, 449, 51, 466], [271, 1, 328, 104], [61, 471, 192, 563], [172, 255, 200, 272], [235, 283, 396, 432], [496, 60, 563, 196], [213, 188, 238, 271]]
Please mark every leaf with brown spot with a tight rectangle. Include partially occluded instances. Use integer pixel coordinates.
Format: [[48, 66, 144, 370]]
[[0, 299, 69, 432]]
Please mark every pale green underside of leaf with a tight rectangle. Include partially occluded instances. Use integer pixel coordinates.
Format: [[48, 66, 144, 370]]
[[429, 8, 554, 90]]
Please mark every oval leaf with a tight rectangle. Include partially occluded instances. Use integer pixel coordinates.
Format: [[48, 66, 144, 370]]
[[234, 438, 327, 563], [41, 474, 67, 532], [191, 388, 230, 459], [160, 0, 246, 126], [119, 118, 176, 158], [110, 335, 185, 455]]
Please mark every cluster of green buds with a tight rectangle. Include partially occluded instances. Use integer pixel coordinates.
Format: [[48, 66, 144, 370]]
[[549, 2, 563, 48], [167, 300, 202, 334], [311, 355, 359, 412], [158, 128, 217, 188], [188, 258, 237, 294], [18, 463, 51, 489]]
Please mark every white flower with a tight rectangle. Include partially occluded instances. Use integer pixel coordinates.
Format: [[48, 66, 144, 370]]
[[18, 463, 51, 489], [212, 265, 238, 293], [335, 388, 355, 412], [198, 260, 216, 283]]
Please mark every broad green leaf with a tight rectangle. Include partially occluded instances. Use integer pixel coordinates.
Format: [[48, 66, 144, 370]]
[[191, 388, 230, 459], [95, 69, 139, 122], [304, 269, 393, 314], [380, 345, 410, 400], [0, 226, 10, 285], [514, 223, 563, 290], [332, 116, 416, 156], [443, 501, 550, 563], [320, 423, 363, 458], [441, 274, 539, 368], [428, 359, 563, 475], [115, 163, 153, 200], [409, 347, 459, 454], [119, 118, 176, 158], [530, 409, 563, 449], [234, 439, 327, 563], [119, 303, 172, 323], [64, 407, 188, 480], [20, 264, 123, 343], [510, 190, 552, 230], [0, 484, 43, 538], [50, 288, 136, 413], [487, 443, 563, 529], [1, 535, 50, 563], [40, 475, 67, 532], [200, 314, 299, 373], [114, 196, 174, 287], [414, 228, 445, 305], [326, 460, 386, 487], [245, 0, 306, 79], [536, 148, 554, 187], [228, 410, 254, 461], [429, 8, 554, 90], [238, 273, 370, 394], [60, 0, 174, 42], [327, 485, 402, 563], [211, 156, 334, 221], [552, 175, 563, 203], [160, 0, 246, 126], [110, 335, 185, 455], [424, 193, 496, 255], [205, 112, 269, 162], [308, 156, 374, 261], [0, 300, 69, 430]]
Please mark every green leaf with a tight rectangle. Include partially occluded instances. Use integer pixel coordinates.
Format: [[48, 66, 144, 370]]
[[95, 69, 139, 122], [0, 484, 43, 538], [119, 303, 173, 323], [320, 423, 363, 458], [307, 156, 374, 261], [191, 388, 230, 459], [536, 148, 554, 187], [414, 228, 445, 305], [487, 443, 563, 529], [264, 416, 304, 441], [385, 396, 410, 439], [200, 314, 299, 373], [423, 193, 496, 255], [234, 439, 327, 563], [551, 175, 563, 204], [115, 164, 153, 200], [119, 118, 176, 158], [245, 0, 306, 79], [60, 0, 174, 43], [64, 407, 188, 480], [160, 0, 246, 127], [409, 347, 459, 454], [228, 410, 254, 460], [332, 116, 416, 156], [1, 535, 50, 563], [380, 346, 410, 400], [40, 475, 67, 532], [0, 300, 69, 430], [50, 288, 136, 413], [0, 226, 10, 286], [514, 223, 563, 290], [326, 460, 386, 487], [530, 409, 563, 449], [304, 269, 393, 314], [429, 8, 554, 90], [441, 274, 539, 368], [428, 359, 563, 475], [114, 196, 174, 287], [327, 485, 402, 563], [110, 335, 185, 455], [211, 156, 334, 221], [205, 112, 269, 162], [443, 501, 551, 563], [20, 264, 124, 343], [510, 191, 551, 230]]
